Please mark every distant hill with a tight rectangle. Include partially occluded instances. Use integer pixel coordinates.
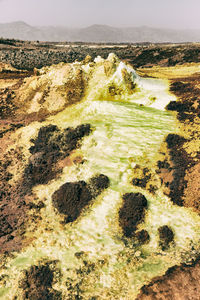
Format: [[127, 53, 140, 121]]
[[0, 21, 200, 43]]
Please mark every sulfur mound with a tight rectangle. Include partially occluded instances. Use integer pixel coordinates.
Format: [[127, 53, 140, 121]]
[[119, 193, 148, 237]]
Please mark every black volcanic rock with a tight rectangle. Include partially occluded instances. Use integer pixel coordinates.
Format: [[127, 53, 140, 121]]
[[52, 174, 109, 222], [24, 124, 91, 188], [119, 193, 148, 237]]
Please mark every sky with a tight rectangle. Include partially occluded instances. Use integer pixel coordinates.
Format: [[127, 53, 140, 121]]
[[0, 0, 200, 29]]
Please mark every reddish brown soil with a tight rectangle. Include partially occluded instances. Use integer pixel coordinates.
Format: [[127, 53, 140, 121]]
[[0, 184, 26, 253], [183, 162, 200, 212], [0, 86, 19, 119], [136, 257, 200, 300], [0, 142, 29, 253]]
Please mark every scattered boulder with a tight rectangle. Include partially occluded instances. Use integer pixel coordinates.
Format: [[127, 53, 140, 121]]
[[52, 174, 109, 223], [52, 181, 92, 222], [136, 229, 150, 244], [158, 225, 174, 250], [132, 166, 151, 189], [119, 193, 148, 237], [19, 264, 61, 300], [0, 42, 200, 71], [89, 174, 110, 197], [165, 133, 186, 148]]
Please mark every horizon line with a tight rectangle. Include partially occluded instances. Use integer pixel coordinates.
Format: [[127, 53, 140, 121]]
[[1, 20, 200, 31]]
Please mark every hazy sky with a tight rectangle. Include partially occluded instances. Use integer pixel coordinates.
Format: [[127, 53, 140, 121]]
[[0, 0, 200, 29]]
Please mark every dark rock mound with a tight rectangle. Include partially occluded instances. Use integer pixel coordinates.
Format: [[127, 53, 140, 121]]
[[165, 134, 193, 206], [136, 229, 150, 244], [52, 174, 109, 223], [0, 123, 92, 253], [132, 167, 151, 189], [89, 174, 110, 197], [157, 133, 194, 207], [158, 225, 174, 250], [165, 133, 186, 148], [131, 165, 157, 194], [52, 181, 92, 222], [168, 79, 200, 122], [170, 81, 192, 93], [166, 100, 190, 113], [19, 264, 61, 300], [119, 193, 148, 237], [24, 123, 91, 188], [132, 177, 148, 188]]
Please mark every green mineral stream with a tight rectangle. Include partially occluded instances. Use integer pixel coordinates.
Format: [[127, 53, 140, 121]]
[[1, 57, 200, 299]]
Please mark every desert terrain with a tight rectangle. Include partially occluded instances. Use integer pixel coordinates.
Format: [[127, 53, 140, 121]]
[[0, 40, 200, 299]]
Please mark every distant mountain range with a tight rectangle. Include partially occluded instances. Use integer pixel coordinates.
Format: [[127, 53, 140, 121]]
[[0, 21, 200, 43]]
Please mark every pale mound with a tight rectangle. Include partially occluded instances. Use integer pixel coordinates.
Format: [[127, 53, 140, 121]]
[[11, 53, 174, 118]]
